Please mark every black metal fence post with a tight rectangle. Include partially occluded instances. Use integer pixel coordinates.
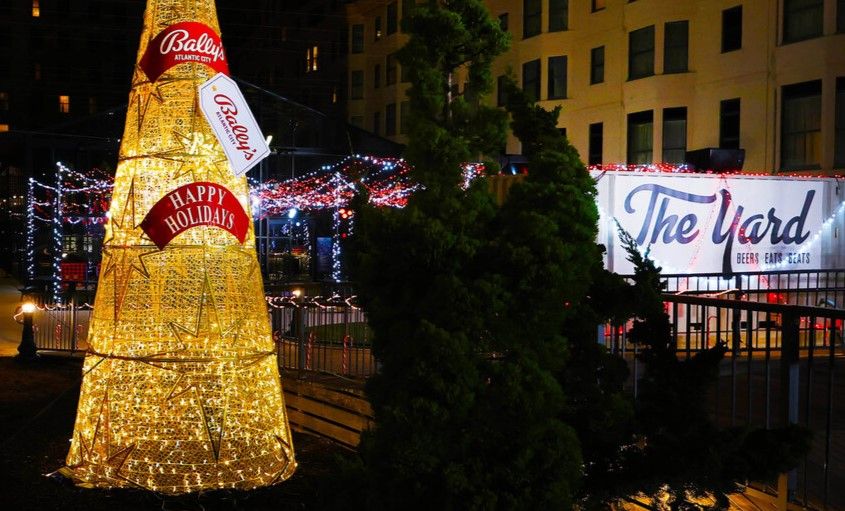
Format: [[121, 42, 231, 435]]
[[296, 306, 306, 375], [781, 310, 800, 501]]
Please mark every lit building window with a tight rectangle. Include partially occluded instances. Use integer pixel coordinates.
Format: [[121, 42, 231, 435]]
[[374, 16, 382, 41], [59, 95, 70, 114], [0, 124, 9, 133], [32, 0, 40, 17], [306, 46, 319, 72]]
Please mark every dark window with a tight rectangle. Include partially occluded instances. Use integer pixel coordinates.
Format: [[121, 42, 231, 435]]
[[783, 0, 823, 43], [835, 78, 845, 167], [589, 122, 603, 165], [662, 107, 687, 163], [351, 24, 364, 53], [627, 110, 654, 164], [373, 111, 381, 135], [549, 0, 568, 32], [400, 101, 410, 135], [386, 53, 397, 85], [499, 13, 509, 32], [374, 16, 382, 41], [387, 3, 397, 35], [839, 0, 845, 33], [523, 0, 541, 39], [664, 21, 688, 74], [402, 0, 414, 22], [719, 98, 741, 149], [721, 6, 742, 52], [497, 75, 508, 107], [559, 127, 567, 139], [781, 80, 822, 169], [0, 92, 8, 111], [401, 62, 409, 82], [522, 59, 541, 102], [350, 70, 364, 99], [373, 64, 381, 88], [592, 0, 606, 12], [628, 25, 655, 80], [590, 46, 605, 84], [386, 103, 397, 136], [350, 115, 363, 127], [548, 56, 567, 99]]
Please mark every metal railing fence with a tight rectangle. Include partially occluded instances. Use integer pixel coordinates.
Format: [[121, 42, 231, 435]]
[[27, 302, 92, 353], [269, 296, 376, 378], [657, 269, 845, 309], [604, 294, 845, 511]]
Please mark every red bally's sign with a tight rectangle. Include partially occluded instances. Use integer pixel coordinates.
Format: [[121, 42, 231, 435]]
[[139, 21, 229, 83], [140, 182, 250, 249]]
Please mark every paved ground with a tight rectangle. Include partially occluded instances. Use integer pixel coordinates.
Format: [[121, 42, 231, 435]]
[[0, 270, 23, 357]]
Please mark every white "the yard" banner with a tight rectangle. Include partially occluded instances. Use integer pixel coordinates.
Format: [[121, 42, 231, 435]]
[[198, 73, 270, 177], [595, 172, 828, 275]]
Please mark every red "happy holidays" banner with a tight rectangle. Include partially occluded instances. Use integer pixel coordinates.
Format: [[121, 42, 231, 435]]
[[139, 22, 230, 83], [140, 182, 250, 249]]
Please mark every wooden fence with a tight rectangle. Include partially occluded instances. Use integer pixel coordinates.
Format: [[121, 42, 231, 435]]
[[281, 373, 374, 449]]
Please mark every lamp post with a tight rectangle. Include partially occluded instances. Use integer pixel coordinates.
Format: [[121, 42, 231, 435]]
[[17, 301, 38, 361]]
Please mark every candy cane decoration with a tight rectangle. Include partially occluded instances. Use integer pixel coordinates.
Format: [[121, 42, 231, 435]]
[[342, 334, 351, 374], [305, 331, 315, 371]]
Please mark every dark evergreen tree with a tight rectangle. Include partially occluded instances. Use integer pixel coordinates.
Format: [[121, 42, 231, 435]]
[[350, 0, 596, 508], [500, 77, 635, 509], [350, 0, 513, 508], [608, 231, 812, 509]]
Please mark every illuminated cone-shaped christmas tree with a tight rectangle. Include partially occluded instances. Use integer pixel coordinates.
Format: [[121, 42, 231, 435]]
[[60, 0, 296, 493]]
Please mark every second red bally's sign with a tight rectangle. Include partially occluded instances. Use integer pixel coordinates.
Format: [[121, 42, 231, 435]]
[[140, 182, 250, 249]]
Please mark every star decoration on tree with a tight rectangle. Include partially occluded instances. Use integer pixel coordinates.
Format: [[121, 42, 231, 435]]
[[164, 130, 230, 182], [101, 179, 160, 319], [128, 81, 167, 136]]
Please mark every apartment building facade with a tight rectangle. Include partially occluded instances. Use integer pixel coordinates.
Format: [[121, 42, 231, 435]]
[[346, 0, 845, 173]]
